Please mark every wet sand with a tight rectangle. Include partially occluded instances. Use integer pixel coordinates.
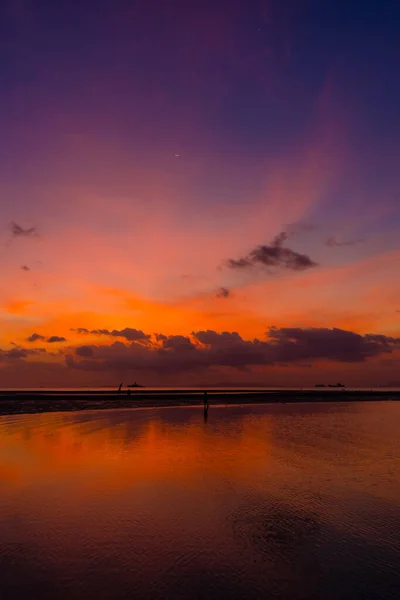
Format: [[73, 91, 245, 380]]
[[0, 389, 399, 416]]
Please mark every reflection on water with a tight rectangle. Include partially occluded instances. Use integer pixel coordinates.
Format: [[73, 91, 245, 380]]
[[1, 403, 400, 599]]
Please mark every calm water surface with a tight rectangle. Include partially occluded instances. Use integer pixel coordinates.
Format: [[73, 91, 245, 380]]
[[1, 402, 399, 599]]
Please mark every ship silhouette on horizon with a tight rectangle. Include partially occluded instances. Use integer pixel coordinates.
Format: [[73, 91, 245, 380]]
[[127, 382, 145, 388]]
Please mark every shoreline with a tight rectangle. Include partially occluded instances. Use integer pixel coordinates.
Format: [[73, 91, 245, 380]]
[[0, 389, 399, 417]]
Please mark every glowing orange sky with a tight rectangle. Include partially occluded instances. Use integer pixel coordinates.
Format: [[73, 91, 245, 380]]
[[1, 0, 399, 386]]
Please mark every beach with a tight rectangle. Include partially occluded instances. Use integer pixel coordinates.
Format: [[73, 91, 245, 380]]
[[0, 388, 399, 416]]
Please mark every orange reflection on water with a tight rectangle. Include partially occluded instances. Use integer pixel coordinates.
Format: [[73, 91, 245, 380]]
[[0, 409, 273, 497], [1, 401, 400, 595], [1, 402, 400, 520]]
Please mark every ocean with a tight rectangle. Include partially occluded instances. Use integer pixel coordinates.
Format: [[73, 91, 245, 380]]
[[1, 401, 399, 599]]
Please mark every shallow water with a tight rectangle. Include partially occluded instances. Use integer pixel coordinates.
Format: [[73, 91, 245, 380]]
[[1, 402, 399, 599]]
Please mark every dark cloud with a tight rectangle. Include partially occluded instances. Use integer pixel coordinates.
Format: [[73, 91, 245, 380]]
[[272, 231, 289, 247], [194, 330, 243, 346], [160, 335, 196, 352], [4, 325, 399, 376], [90, 329, 111, 336], [5, 348, 30, 359], [75, 345, 94, 357], [72, 327, 150, 342], [250, 245, 317, 270], [10, 222, 37, 237], [27, 333, 45, 342], [21, 265, 30, 271], [65, 354, 104, 371], [193, 330, 268, 368], [155, 333, 168, 342], [110, 328, 151, 342], [227, 231, 317, 273], [267, 327, 399, 362], [0, 346, 47, 361], [216, 287, 231, 298], [326, 236, 365, 247], [65, 340, 157, 373], [64, 327, 400, 374], [47, 336, 67, 343]]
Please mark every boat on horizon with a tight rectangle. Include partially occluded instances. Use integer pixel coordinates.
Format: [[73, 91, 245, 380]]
[[127, 382, 145, 388]]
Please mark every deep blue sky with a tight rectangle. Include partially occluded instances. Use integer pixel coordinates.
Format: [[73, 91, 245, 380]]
[[1, 0, 399, 158]]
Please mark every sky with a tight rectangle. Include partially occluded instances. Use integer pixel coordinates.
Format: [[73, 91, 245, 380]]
[[0, 0, 399, 387]]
